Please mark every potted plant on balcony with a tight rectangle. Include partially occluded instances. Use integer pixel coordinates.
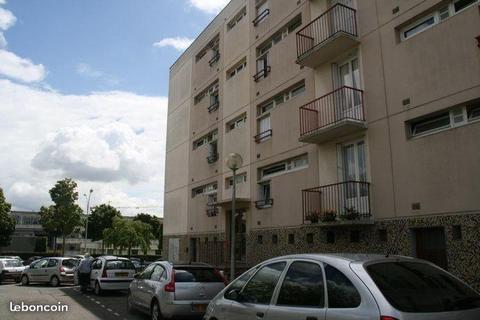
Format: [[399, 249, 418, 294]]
[[341, 207, 360, 220], [321, 210, 337, 223], [305, 211, 320, 224]]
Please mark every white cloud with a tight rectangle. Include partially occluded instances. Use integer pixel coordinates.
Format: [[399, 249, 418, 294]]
[[32, 123, 152, 184], [76, 63, 102, 78], [0, 0, 6, 6], [0, 79, 168, 215], [0, 32, 6, 48], [153, 37, 194, 51], [188, 0, 229, 14], [0, 49, 46, 82], [0, 7, 16, 30]]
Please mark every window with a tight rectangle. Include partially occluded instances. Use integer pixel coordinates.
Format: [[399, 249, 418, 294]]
[[272, 234, 278, 244], [227, 59, 247, 80], [241, 262, 286, 304], [259, 154, 308, 180], [277, 262, 325, 307], [227, 7, 246, 31], [366, 261, 480, 312], [194, 81, 219, 105], [105, 260, 135, 270], [288, 234, 295, 244], [196, 35, 219, 63], [226, 113, 247, 132], [410, 112, 450, 136], [257, 235, 263, 244], [257, 181, 272, 206], [207, 140, 218, 163], [226, 173, 247, 189], [150, 266, 165, 281], [192, 182, 218, 198], [253, 0, 269, 26], [174, 267, 224, 283], [141, 264, 156, 279], [256, 115, 272, 142], [306, 233, 314, 244], [467, 102, 480, 121], [193, 130, 218, 149], [47, 259, 58, 268], [257, 81, 305, 117], [325, 264, 361, 308], [400, 0, 479, 40], [225, 268, 256, 300], [33, 259, 48, 269]]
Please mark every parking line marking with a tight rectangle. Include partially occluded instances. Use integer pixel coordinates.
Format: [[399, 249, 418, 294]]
[[113, 312, 120, 316], [101, 305, 105, 308], [107, 308, 112, 312]]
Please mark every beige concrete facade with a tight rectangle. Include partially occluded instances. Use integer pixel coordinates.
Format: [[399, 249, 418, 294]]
[[164, 0, 480, 285]]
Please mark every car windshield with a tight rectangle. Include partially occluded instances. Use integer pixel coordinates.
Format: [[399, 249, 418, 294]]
[[4, 260, 22, 267], [174, 267, 223, 283], [105, 260, 135, 270], [367, 261, 480, 312], [62, 259, 79, 269]]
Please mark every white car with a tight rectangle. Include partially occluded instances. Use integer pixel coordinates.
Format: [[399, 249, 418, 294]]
[[89, 256, 136, 296], [0, 258, 26, 284]]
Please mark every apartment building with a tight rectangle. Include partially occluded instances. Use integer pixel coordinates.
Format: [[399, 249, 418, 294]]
[[164, 0, 480, 287]]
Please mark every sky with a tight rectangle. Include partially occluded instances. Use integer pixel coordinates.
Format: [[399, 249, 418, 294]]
[[0, 0, 229, 216]]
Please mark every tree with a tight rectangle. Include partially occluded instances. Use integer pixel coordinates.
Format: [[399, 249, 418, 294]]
[[134, 213, 163, 251], [0, 188, 15, 249], [88, 204, 121, 254], [103, 217, 153, 257], [40, 179, 83, 256]]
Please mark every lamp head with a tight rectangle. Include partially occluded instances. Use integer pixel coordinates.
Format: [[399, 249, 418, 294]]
[[225, 153, 243, 171]]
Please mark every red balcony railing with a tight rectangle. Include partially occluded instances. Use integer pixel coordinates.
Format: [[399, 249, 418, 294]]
[[299, 86, 364, 137], [302, 181, 371, 224], [296, 4, 357, 59]]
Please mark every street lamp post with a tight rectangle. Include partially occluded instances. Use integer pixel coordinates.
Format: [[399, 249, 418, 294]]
[[225, 153, 243, 281], [83, 189, 93, 253]]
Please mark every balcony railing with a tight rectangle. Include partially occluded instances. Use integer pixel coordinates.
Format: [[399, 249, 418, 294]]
[[206, 205, 219, 217], [208, 101, 219, 113], [254, 129, 272, 143], [207, 153, 219, 164], [209, 52, 220, 66], [253, 66, 271, 82], [296, 4, 358, 67], [253, 9, 270, 26], [299, 86, 365, 142], [302, 181, 371, 224], [255, 198, 273, 209]]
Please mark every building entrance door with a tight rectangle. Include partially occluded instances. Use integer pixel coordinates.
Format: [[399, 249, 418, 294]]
[[226, 210, 247, 263], [414, 227, 448, 269], [189, 238, 197, 262]]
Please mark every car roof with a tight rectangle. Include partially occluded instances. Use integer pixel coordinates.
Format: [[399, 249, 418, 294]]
[[98, 256, 130, 261], [261, 253, 416, 265]]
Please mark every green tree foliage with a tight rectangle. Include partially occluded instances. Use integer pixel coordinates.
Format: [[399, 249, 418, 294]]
[[88, 204, 121, 254], [103, 217, 153, 257], [134, 213, 163, 250], [40, 178, 83, 256], [0, 188, 15, 248]]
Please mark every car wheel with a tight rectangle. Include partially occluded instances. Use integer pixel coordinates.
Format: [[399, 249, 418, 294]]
[[21, 275, 29, 286], [150, 300, 163, 320], [50, 276, 60, 287], [94, 281, 102, 296], [15, 277, 21, 283]]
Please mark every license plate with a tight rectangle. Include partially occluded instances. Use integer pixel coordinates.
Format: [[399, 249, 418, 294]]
[[115, 272, 128, 277], [192, 304, 207, 312]]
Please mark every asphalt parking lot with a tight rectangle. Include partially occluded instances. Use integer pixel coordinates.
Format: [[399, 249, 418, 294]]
[[0, 281, 148, 320]]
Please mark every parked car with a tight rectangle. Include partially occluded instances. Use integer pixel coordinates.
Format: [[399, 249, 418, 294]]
[[21, 257, 79, 286], [128, 262, 227, 320], [0, 258, 26, 284], [204, 254, 480, 320], [131, 258, 146, 273], [89, 256, 136, 296], [27, 256, 43, 265]]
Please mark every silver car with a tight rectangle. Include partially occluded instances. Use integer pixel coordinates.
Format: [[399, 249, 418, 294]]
[[204, 254, 480, 320], [89, 256, 136, 295], [0, 258, 26, 283], [128, 262, 226, 319], [21, 257, 79, 286]]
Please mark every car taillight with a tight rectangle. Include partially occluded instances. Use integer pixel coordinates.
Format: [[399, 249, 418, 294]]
[[102, 268, 108, 278], [164, 269, 175, 292], [381, 316, 399, 320], [215, 269, 228, 286]]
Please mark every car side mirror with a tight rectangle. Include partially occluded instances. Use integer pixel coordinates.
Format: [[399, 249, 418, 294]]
[[228, 289, 243, 302]]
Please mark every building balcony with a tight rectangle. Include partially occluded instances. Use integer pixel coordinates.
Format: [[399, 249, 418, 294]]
[[206, 205, 219, 217], [255, 198, 273, 209], [206, 153, 219, 164], [296, 4, 359, 68], [299, 86, 366, 144], [254, 129, 272, 143], [208, 101, 219, 113], [209, 52, 220, 66], [253, 66, 271, 82], [302, 181, 372, 226]]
